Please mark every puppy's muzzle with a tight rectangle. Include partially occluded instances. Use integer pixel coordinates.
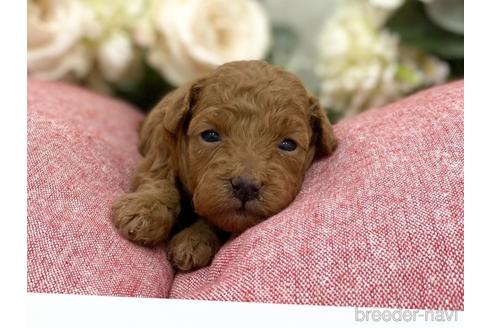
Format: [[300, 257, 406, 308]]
[[231, 176, 261, 205]]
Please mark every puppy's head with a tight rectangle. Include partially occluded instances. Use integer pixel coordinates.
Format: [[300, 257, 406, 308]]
[[142, 61, 337, 232]]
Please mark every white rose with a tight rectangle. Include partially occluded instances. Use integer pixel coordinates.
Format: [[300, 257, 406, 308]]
[[369, 0, 404, 10], [148, 0, 271, 86], [369, 0, 435, 10], [28, 0, 93, 80], [317, 1, 401, 117]]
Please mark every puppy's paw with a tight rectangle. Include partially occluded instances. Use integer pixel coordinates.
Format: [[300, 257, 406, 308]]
[[112, 192, 177, 246], [168, 226, 220, 271]]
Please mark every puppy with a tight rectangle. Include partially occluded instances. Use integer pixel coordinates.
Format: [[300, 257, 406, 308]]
[[112, 60, 337, 271]]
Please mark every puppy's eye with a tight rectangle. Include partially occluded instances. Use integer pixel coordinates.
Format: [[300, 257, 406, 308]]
[[278, 138, 297, 151], [201, 130, 221, 143]]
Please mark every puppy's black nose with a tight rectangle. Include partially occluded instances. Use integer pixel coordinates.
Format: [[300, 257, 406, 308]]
[[231, 176, 260, 204]]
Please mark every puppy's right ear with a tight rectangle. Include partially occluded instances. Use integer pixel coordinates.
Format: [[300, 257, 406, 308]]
[[138, 79, 204, 156]]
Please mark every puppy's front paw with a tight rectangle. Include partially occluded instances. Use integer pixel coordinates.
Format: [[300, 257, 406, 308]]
[[112, 192, 177, 246], [168, 226, 220, 271]]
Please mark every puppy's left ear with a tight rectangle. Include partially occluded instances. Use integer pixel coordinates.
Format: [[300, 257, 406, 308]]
[[309, 96, 337, 156]]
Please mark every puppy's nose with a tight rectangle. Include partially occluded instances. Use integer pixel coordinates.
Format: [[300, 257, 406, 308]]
[[231, 176, 260, 204]]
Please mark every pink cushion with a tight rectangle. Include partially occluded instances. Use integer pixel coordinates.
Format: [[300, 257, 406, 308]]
[[27, 78, 173, 297], [27, 78, 463, 310], [170, 81, 464, 310]]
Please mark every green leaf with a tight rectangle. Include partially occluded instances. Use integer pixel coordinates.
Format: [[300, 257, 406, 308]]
[[114, 64, 174, 112], [448, 58, 464, 79], [326, 108, 345, 124], [386, 0, 463, 59], [266, 25, 299, 68], [425, 0, 464, 35]]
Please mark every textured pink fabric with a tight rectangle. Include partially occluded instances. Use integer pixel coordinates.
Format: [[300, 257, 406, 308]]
[[170, 81, 464, 310], [27, 79, 174, 298], [27, 79, 463, 310]]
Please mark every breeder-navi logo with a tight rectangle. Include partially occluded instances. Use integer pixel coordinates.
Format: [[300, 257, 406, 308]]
[[355, 307, 459, 322]]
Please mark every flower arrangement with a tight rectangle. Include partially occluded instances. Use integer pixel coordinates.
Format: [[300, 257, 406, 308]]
[[316, 0, 457, 118], [27, 0, 463, 120], [28, 0, 270, 105]]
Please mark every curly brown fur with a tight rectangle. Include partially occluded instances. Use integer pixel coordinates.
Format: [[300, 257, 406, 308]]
[[112, 60, 337, 271]]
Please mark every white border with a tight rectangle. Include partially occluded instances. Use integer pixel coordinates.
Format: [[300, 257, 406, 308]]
[[464, 0, 492, 327], [1, 0, 27, 327], [27, 293, 463, 328]]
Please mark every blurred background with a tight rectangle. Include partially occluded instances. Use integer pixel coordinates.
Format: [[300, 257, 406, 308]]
[[27, 0, 463, 122]]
